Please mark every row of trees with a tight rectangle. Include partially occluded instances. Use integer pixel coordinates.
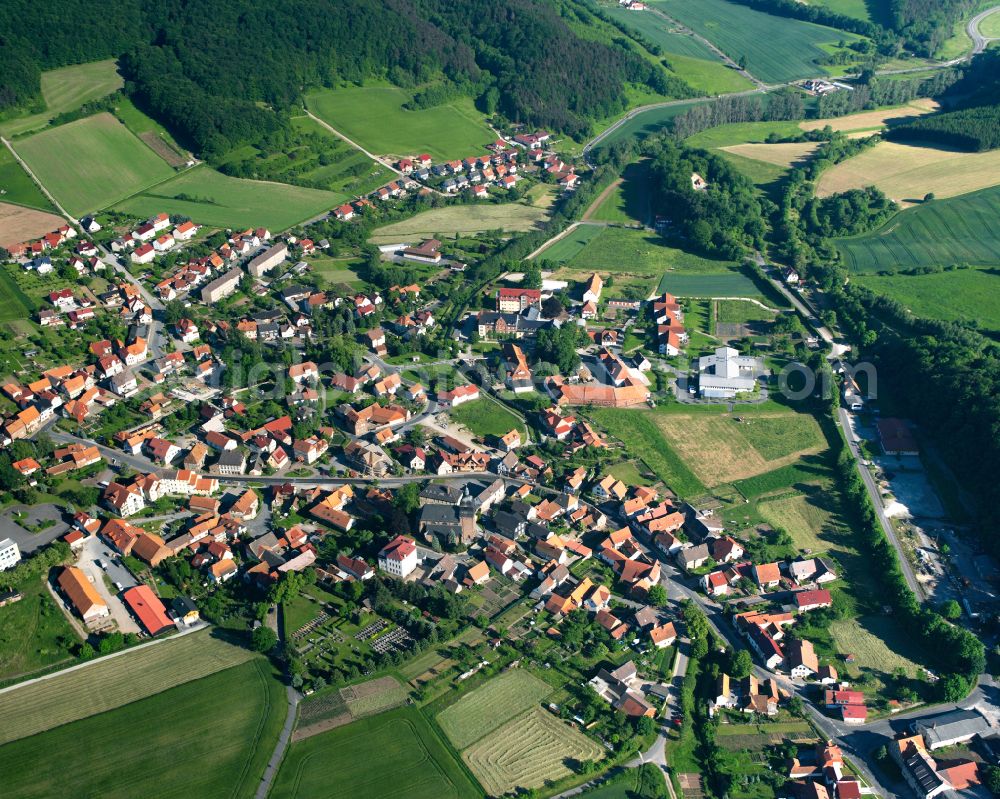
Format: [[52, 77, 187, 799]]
[[887, 104, 1000, 151], [670, 90, 805, 141]]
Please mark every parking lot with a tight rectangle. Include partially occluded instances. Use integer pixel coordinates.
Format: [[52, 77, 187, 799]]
[[75, 535, 140, 634]]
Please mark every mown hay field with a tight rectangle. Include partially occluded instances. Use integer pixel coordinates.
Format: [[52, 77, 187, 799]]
[[758, 492, 835, 552], [652, 411, 826, 487], [0, 659, 283, 799], [463, 706, 603, 795], [14, 112, 174, 216], [799, 99, 938, 133], [369, 199, 551, 244], [836, 185, 1000, 273], [437, 669, 552, 749], [815, 140, 1000, 205], [0, 202, 64, 248], [720, 142, 818, 168], [0, 629, 255, 745]]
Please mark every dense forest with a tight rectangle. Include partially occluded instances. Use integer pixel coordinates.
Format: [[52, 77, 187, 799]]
[[0, 0, 685, 157], [648, 139, 767, 259], [885, 51, 1000, 151]]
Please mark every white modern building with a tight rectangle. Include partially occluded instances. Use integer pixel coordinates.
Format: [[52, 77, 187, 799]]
[[0, 538, 20, 570], [697, 346, 764, 399]]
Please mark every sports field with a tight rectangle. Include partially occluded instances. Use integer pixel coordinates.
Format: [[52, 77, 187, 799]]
[[651, 0, 862, 83], [449, 399, 527, 443], [816, 140, 1000, 205], [437, 670, 552, 749], [271, 706, 482, 799], [853, 267, 1000, 333], [369, 199, 551, 244], [0, 659, 283, 799], [13, 112, 174, 216], [652, 411, 826, 487], [835, 185, 1000, 273], [114, 165, 340, 231], [463, 706, 604, 795], [0, 145, 57, 212], [758, 492, 836, 552], [800, 99, 938, 134], [604, 6, 753, 95], [0, 202, 63, 248], [306, 85, 494, 161], [720, 142, 818, 168], [0, 60, 123, 138], [0, 628, 256, 745]]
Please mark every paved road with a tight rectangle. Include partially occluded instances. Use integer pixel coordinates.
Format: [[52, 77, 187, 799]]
[[0, 504, 68, 553], [968, 5, 1000, 53]]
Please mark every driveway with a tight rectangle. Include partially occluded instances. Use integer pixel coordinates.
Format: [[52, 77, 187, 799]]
[[0, 504, 69, 553]]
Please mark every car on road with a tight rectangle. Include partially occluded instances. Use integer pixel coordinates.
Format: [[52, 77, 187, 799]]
[[95, 559, 103, 568]]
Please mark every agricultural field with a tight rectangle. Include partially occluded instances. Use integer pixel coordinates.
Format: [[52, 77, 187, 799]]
[[0, 659, 284, 799], [449, 398, 527, 442], [815, 140, 1000, 205], [13, 113, 175, 216], [369, 198, 552, 245], [0, 59, 123, 138], [0, 628, 256, 745], [534, 223, 605, 263], [595, 99, 710, 150], [437, 669, 553, 749], [835, 185, 1000, 273], [758, 491, 838, 552], [112, 96, 191, 168], [463, 706, 604, 795], [0, 578, 79, 683], [0, 267, 35, 324], [651, 0, 863, 84], [340, 675, 410, 718], [0, 202, 64, 249], [271, 706, 482, 799], [0, 146, 57, 212], [114, 165, 340, 231], [651, 410, 826, 487], [853, 267, 1000, 333], [588, 408, 707, 498], [719, 142, 819, 168], [604, 5, 754, 95], [800, 99, 938, 134], [306, 85, 494, 162], [802, 0, 873, 22]]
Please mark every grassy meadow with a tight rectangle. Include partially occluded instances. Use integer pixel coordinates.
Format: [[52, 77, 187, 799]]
[[0, 578, 78, 683], [587, 159, 652, 225], [306, 85, 494, 161], [13, 112, 175, 216], [0, 60, 123, 138], [836, 185, 1000, 273], [114, 165, 339, 230], [449, 398, 527, 442], [437, 670, 552, 749], [0, 146, 58, 212], [0, 659, 284, 799], [369, 197, 552, 244]]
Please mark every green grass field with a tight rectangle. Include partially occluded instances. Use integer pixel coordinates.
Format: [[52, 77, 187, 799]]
[[588, 408, 707, 498], [604, 6, 753, 94], [272, 706, 482, 799], [13, 112, 174, 216], [589, 160, 652, 225], [535, 223, 605, 263], [758, 492, 836, 552], [829, 616, 924, 681], [651, 0, 862, 83], [807, 0, 874, 22], [0, 659, 283, 799], [0, 578, 78, 682], [437, 670, 553, 749], [0, 266, 39, 323], [449, 399, 527, 443], [463, 706, 604, 795], [980, 8, 1000, 37], [715, 299, 777, 324], [306, 85, 494, 162], [853, 267, 1000, 333], [0, 146, 57, 212], [657, 271, 761, 297], [595, 100, 711, 150], [310, 256, 366, 290], [0, 629, 256, 745], [369, 199, 552, 244], [836, 186, 1000, 273], [114, 165, 340, 231], [0, 60, 123, 138]]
